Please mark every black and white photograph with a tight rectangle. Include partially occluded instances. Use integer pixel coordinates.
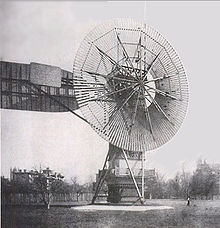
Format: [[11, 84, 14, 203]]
[[1, 1, 220, 227]]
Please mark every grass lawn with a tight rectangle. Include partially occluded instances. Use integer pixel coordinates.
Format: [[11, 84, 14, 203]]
[[2, 199, 220, 228]]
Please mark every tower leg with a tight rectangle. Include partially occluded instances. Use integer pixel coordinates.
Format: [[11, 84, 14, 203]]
[[91, 151, 117, 204], [142, 151, 145, 201], [122, 149, 144, 205], [91, 152, 109, 204]]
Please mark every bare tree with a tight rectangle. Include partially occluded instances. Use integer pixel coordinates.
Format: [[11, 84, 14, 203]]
[[32, 167, 64, 209]]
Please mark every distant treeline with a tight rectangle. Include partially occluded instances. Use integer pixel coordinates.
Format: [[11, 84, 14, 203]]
[[1, 160, 220, 205], [145, 160, 219, 200]]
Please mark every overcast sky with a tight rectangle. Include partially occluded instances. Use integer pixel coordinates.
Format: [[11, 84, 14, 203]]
[[1, 1, 220, 184]]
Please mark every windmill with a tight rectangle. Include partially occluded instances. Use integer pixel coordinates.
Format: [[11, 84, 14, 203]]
[[73, 19, 189, 204], [0, 18, 188, 206]]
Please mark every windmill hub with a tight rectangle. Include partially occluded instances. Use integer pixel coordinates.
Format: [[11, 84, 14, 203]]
[[138, 80, 145, 87]]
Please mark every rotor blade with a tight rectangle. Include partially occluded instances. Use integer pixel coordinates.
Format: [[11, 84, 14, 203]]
[[145, 85, 181, 101], [102, 89, 136, 130], [128, 90, 140, 135], [144, 87, 174, 125], [142, 93, 155, 140]]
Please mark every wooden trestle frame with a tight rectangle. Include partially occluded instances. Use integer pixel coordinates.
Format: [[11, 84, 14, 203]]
[[91, 149, 145, 205]]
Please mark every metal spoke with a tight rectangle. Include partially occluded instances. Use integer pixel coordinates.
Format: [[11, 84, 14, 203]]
[[100, 53, 111, 75], [144, 87, 174, 125], [77, 83, 137, 107], [93, 44, 136, 81], [116, 33, 139, 79], [84, 70, 136, 83], [144, 76, 164, 83], [142, 92, 155, 140], [145, 85, 181, 101], [88, 83, 138, 103], [144, 73, 178, 84], [133, 35, 142, 62], [129, 90, 140, 134], [102, 89, 137, 130], [95, 44, 115, 65], [142, 51, 161, 81]]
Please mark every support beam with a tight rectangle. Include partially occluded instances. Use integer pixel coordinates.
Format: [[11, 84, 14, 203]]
[[142, 151, 145, 200], [91, 152, 109, 204], [91, 151, 117, 204], [26, 81, 89, 124], [122, 149, 144, 205]]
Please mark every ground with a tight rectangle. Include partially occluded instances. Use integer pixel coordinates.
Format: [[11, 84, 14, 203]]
[[2, 199, 220, 228]]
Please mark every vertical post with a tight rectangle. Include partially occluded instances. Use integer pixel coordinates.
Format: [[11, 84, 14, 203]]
[[116, 31, 119, 64], [139, 28, 142, 80], [46, 178, 50, 209], [143, 23, 147, 74], [142, 151, 145, 201]]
